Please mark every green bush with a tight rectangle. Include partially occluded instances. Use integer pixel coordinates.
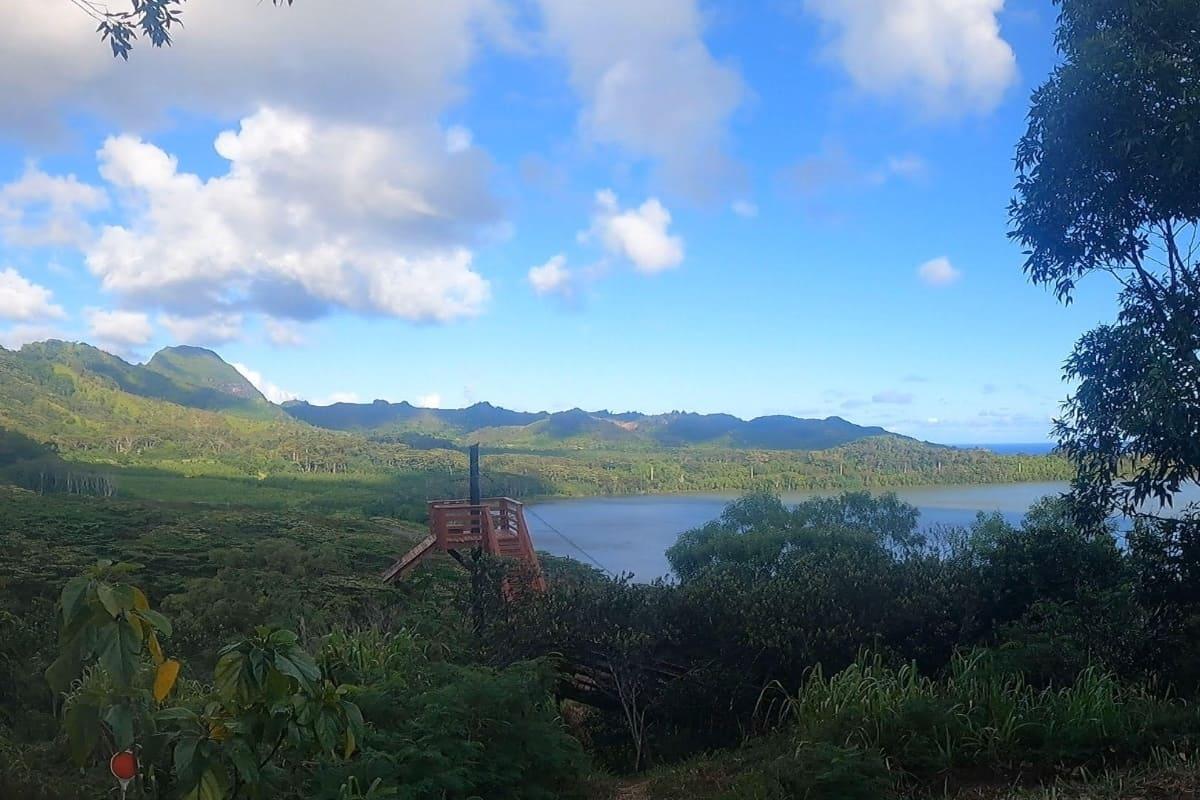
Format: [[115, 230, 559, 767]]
[[725, 742, 893, 800]]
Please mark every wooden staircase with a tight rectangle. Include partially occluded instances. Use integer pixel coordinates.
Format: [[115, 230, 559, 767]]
[[382, 496, 547, 591]]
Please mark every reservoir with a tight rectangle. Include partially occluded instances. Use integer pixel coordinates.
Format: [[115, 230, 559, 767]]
[[527, 482, 1200, 580]]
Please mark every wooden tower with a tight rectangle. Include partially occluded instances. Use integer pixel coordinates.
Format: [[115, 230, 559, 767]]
[[382, 445, 546, 590]]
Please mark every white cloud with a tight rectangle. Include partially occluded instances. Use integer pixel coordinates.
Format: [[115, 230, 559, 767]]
[[537, 0, 745, 198], [445, 125, 473, 153], [805, 0, 1017, 115], [917, 256, 962, 286], [0, 1, 514, 137], [159, 312, 243, 345], [0, 165, 108, 247], [86, 309, 153, 348], [732, 200, 759, 218], [416, 392, 443, 408], [265, 318, 306, 347], [0, 267, 66, 321], [0, 323, 62, 350], [586, 189, 684, 274], [232, 362, 299, 404], [82, 107, 496, 323], [528, 254, 574, 297]]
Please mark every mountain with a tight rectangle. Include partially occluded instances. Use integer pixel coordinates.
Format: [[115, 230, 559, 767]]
[[285, 399, 900, 452], [0, 341, 904, 452], [16, 341, 279, 419], [0, 340, 1071, 497]]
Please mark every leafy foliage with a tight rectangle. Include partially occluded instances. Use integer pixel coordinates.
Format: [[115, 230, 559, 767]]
[[80, 0, 295, 60], [1009, 0, 1200, 523]]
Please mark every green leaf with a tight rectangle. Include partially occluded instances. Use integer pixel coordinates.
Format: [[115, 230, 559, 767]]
[[97, 583, 135, 618], [45, 652, 80, 693], [138, 608, 173, 638], [96, 582, 121, 618], [228, 740, 260, 784], [173, 736, 200, 780], [65, 699, 101, 766], [315, 711, 339, 754], [273, 650, 320, 690], [95, 618, 141, 687], [104, 703, 135, 749], [155, 706, 201, 727], [214, 651, 247, 701], [182, 766, 226, 800], [60, 576, 92, 627]]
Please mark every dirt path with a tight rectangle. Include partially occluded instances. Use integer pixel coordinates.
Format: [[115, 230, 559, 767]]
[[611, 780, 650, 800]]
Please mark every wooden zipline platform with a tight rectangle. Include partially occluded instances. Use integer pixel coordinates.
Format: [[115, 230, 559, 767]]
[[382, 495, 547, 591]]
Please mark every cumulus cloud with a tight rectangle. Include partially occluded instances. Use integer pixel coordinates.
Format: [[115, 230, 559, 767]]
[[805, 0, 1017, 115], [917, 256, 962, 286], [81, 107, 496, 323], [416, 393, 443, 408], [0, 323, 62, 350], [445, 125, 473, 153], [232, 362, 299, 404], [586, 190, 684, 274], [537, 0, 745, 198], [0, 1, 514, 137], [0, 267, 66, 321], [0, 165, 108, 247], [528, 254, 574, 297], [86, 309, 153, 349], [265, 319, 306, 347], [159, 313, 243, 345]]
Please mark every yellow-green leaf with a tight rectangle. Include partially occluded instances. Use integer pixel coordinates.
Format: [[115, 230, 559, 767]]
[[148, 631, 165, 666], [132, 586, 150, 611], [154, 659, 181, 702], [343, 726, 356, 759]]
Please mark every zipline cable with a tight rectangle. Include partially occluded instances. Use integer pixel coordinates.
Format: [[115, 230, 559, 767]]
[[525, 505, 616, 577]]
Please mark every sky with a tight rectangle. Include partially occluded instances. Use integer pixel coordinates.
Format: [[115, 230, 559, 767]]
[[0, 0, 1124, 443]]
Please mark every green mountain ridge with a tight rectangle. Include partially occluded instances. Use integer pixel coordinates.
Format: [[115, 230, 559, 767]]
[[0, 340, 1070, 497], [283, 399, 901, 452], [16, 340, 280, 419]]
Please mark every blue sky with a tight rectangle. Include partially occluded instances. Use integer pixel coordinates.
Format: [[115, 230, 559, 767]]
[[0, 0, 1121, 443]]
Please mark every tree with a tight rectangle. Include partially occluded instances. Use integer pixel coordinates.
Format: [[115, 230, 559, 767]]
[[47, 562, 363, 799], [1009, 0, 1200, 525], [66, 0, 294, 60]]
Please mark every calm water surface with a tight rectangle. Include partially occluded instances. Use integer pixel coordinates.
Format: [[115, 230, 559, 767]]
[[527, 482, 1200, 581]]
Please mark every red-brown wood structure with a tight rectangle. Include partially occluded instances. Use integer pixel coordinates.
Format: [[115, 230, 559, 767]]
[[381, 495, 546, 590]]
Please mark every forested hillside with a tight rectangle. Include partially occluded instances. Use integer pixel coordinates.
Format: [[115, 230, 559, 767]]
[[283, 397, 896, 452], [0, 341, 1071, 498]]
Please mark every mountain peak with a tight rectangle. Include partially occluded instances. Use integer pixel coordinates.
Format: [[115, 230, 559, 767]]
[[147, 346, 262, 402]]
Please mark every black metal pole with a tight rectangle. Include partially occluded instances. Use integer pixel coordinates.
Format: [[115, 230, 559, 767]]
[[469, 443, 481, 505]]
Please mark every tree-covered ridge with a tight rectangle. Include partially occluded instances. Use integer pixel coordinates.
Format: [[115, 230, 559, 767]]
[[284, 397, 896, 453], [0, 340, 1070, 498], [15, 341, 280, 420]]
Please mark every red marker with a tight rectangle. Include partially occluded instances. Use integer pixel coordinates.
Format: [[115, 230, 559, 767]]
[[110, 750, 137, 798]]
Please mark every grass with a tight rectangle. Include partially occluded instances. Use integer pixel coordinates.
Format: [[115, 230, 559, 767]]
[[597, 750, 1200, 799], [588, 652, 1200, 800]]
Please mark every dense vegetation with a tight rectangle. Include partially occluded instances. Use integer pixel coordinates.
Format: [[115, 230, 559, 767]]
[[9, 2, 1200, 797], [0, 341, 1071, 503], [6, 478, 1200, 799]]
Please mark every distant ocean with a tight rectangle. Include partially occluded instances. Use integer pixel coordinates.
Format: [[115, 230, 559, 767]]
[[955, 442, 1057, 456]]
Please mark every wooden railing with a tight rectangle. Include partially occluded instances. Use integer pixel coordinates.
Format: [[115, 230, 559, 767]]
[[382, 497, 545, 590]]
